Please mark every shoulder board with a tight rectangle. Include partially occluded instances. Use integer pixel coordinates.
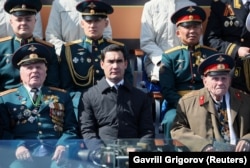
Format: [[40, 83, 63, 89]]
[[0, 36, 12, 42], [65, 39, 82, 46], [200, 45, 217, 51], [0, 88, 18, 96], [34, 38, 54, 47], [49, 87, 66, 93], [164, 46, 183, 54], [182, 90, 199, 99], [106, 39, 124, 46]]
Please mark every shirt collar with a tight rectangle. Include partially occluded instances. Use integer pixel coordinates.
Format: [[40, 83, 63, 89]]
[[105, 78, 124, 88]]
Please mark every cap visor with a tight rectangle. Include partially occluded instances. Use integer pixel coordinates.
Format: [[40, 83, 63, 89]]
[[82, 15, 106, 21], [178, 21, 201, 27], [12, 11, 36, 16], [206, 71, 230, 76]]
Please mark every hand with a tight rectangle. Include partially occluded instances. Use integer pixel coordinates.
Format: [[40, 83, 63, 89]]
[[202, 144, 215, 152], [51, 145, 66, 164], [16, 146, 32, 161], [235, 140, 250, 152], [238, 47, 250, 58]]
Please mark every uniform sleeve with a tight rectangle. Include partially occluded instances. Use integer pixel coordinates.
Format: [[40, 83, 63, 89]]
[[159, 53, 181, 108], [171, 98, 211, 151], [59, 45, 75, 91], [44, 46, 60, 87]]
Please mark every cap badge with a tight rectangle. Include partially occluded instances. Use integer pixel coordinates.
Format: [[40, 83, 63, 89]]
[[187, 6, 195, 13], [88, 2, 96, 9], [28, 45, 37, 52], [90, 9, 95, 14], [29, 54, 38, 59], [216, 55, 225, 62], [217, 64, 225, 70], [21, 4, 26, 9], [189, 15, 194, 20]]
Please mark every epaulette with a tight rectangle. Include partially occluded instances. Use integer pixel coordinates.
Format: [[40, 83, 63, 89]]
[[0, 88, 18, 96], [200, 45, 217, 51], [34, 38, 54, 47], [0, 36, 12, 42], [65, 39, 82, 46], [182, 90, 199, 99], [164, 46, 183, 54], [106, 39, 124, 46], [49, 87, 66, 93]]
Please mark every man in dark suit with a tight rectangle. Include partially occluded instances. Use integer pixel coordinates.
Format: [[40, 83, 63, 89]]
[[0, 0, 59, 91], [0, 43, 79, 168], [204, 0, 250, 94], [171, 53, 250, 152], [79, 44, 154, 151]]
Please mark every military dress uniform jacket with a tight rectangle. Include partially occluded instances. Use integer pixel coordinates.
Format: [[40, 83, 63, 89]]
[[45, 0, 112, 56], [60, 37, 133, 93], [159, 44, 217, 109], [171, 87, 250, 152], [79, 77, 155, 150], [203, 0, 250, 93], [0, 85, 78, 149], [0, 36, 60, 91]]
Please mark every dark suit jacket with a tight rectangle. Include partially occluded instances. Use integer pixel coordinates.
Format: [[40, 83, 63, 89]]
[[79, 77, 155, 150]]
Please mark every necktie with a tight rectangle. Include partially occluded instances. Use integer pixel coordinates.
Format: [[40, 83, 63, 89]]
[[217, 96, 230, 143], [20, 39, 28, 46], [31, 88, 39, 103]]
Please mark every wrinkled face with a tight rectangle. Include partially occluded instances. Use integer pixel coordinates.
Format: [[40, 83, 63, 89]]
[[101, 51, 127, 83], [10, 15, 36, 38], [80, 18, 108, 40], [176, 24, 203, 46], [20, 62, 47, 88], [203, 74, 231, 101]]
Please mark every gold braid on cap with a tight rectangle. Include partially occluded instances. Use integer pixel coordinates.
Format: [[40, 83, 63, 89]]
[[10, 7, 37, 14], [81, 12, 107, 16], [65, 46, 94, 87], [17, 54, 47, 66]]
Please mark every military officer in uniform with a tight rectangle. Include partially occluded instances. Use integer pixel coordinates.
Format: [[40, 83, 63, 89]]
[[0, 0, 59, 92], [159, 6, 218, 141], [171, 53, 250, 152], [204, 0, 250, 94], [59, 0, 133, 116], [0, 43, 79, 168]]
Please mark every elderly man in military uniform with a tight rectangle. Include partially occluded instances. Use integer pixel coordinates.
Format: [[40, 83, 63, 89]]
[[0, 43, 79, 168], [159, 6, 218, 141], [0, 0, 59, 92], [171, 53, 250, 152], [204, 0, 250, 94], [59, 0, 133, 117]]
